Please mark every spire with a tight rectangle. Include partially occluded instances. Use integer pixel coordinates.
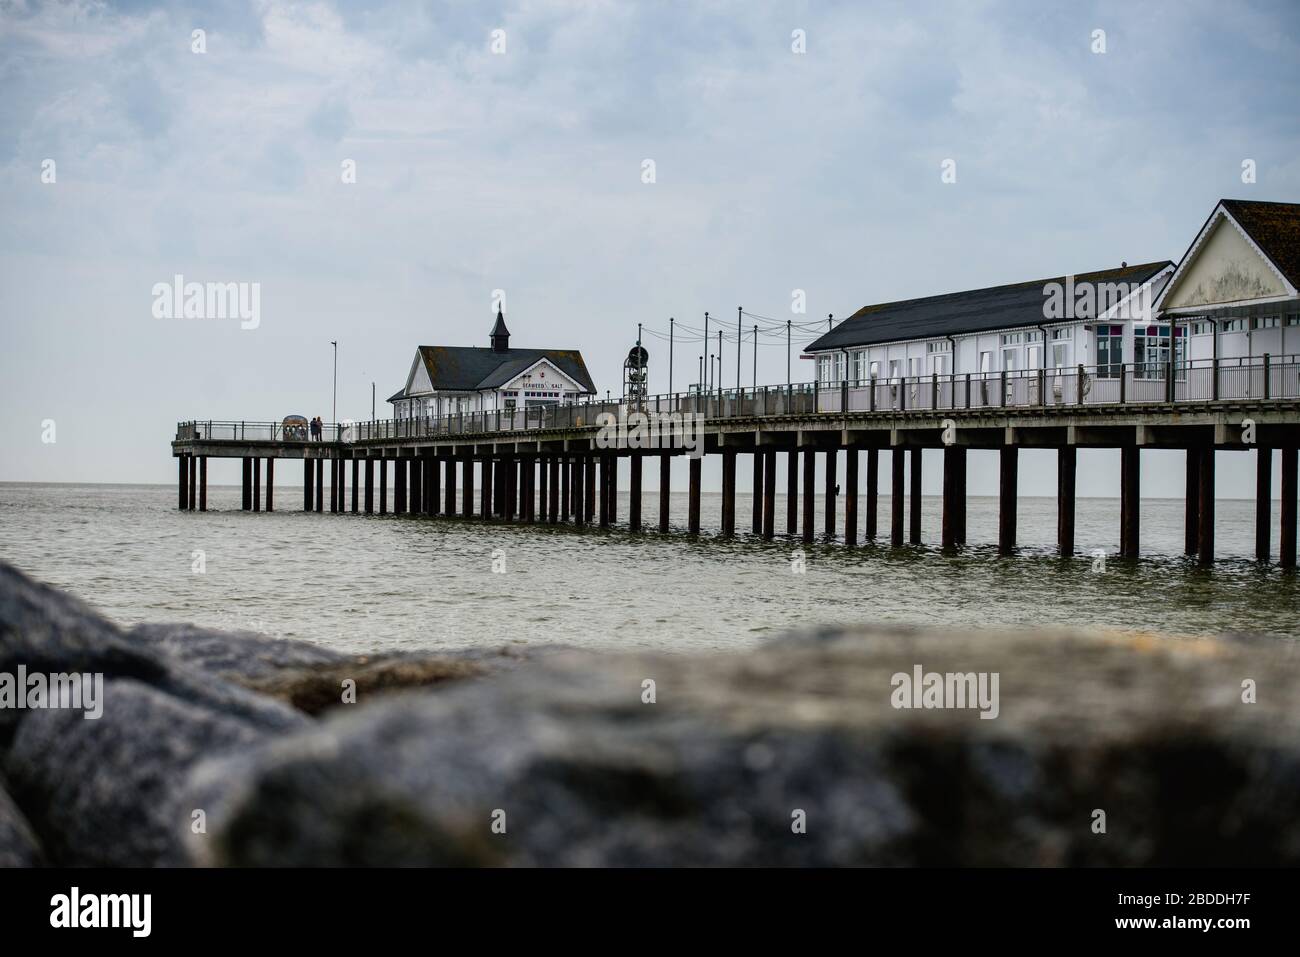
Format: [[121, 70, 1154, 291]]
[[490, 305, 511, 353]]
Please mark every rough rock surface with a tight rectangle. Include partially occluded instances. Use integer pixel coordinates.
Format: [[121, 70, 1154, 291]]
[[0, 563, 306, 866], [0, 779, 43, 867], [5, 559, 1299, 867], [185, 628, 1300, 867], [128, 623, 540, 714]]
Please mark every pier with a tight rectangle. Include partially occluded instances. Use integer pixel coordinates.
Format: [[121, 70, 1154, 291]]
[[173, 358, 1300, 566]]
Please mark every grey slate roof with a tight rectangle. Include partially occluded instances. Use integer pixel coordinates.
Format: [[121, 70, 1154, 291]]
[[397, 346, 597, 397], [1217, 199, 1300, 291], [805, 261, 1173, 353]]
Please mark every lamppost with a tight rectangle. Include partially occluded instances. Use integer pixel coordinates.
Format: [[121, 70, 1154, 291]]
[[331, 340, 338, 430]]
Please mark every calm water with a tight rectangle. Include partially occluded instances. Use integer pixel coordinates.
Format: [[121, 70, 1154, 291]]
[[0, 483, 1297, 652]]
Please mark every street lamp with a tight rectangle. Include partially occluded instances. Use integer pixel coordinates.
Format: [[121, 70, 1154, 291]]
[[331, 341, 338, 429]]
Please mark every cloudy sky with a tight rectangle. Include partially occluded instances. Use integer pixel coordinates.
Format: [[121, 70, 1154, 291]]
[[1, 0, 1298, 496]]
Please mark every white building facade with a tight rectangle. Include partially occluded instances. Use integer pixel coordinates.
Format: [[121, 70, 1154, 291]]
[[387, 308, 597, 422], [805, 199, 1300, 409]]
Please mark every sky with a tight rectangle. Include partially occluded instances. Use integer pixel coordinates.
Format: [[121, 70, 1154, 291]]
[[1, 0, 1299, 497]]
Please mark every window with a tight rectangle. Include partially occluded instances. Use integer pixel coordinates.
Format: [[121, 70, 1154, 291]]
[[1051, 342, 1070, 369], [1001, 348, 1018, 372], [1095, 325, 1124, 378], [1286, 315, 1300, 326], [1133, 325, 1185, 380], [1027, 343, 1042, 370], [908, 356, 922, 378], [1000, 332, 1024, 346], [1050, 328, 1070, 341], [889, 359, 903, 379], [817, 356, 831, 385], [926, 340, 951, 353], [979, 351, 993, 374], [851, 350, 867, 383], [1222, 318, 1247, 332], [833, 353, 846, 384], [1254, 316, 1280, 329], [1190, 321, 1211, 335]]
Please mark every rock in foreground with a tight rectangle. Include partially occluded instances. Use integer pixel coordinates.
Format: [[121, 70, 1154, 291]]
[[3, 559, 1298, 867], [185, 629, 1300, 867]]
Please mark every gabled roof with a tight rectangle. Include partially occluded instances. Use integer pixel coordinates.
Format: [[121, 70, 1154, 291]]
[[1213, 199, 1300, 291], [395, 346, 597, 398], [805, 261, 1173, 352]]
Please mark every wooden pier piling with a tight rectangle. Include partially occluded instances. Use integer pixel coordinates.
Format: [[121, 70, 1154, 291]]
[[752, 451, 764, 535], [549, 456, 560, 524], [762, 449, 776, 539], [942, 446, 960, 552], [865, 449, 877, 540], [1186, 448, 1202, 555], [1198, 447, 1215, 566], [908, 448, 922, 545], [844, 450, 858, 546], [199, 456, 207, 512], [1057, 447, 1075, 557], [1280, 447, 1297, 569], [188, 455, 197, 511], [242, 456, 252, 511], [535, 456, 546, 522], [1120, 446, 1139, 558], [379, 459, 387, 515], [598, 455, 610, 528], [891, 449, 905, 548], [659, 453, 671, 532], [998, 446, 1017, 555], [365, 459, 374, 514], [786, 450, 798, 535], [178, 454, 188, 510], [585, 454, 596, 523], [825, 450, 837, 539], [629, 453, 642, 531], [608, 454, 618, 525], [1255, 447, 1271, 561], [721, 449, 736, 536], [802, 448, 815, 544], [688, 455, 701, 534], [315, 458, 324, 514]]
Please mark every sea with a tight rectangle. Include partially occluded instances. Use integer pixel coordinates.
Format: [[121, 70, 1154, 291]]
[[1, 483, 1297, 653]]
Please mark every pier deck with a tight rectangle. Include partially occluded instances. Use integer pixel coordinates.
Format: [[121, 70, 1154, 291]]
[[171, 359, 1300, 566]]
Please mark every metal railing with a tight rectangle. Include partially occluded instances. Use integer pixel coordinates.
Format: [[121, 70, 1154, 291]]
[[175, 355, 1300, 444]]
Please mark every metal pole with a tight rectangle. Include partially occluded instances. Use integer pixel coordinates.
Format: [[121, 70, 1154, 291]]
[[753, 323, 758, 388], [717, 330, 723, 398], [331, 340, 338, 428], [669, 318, 674, 396], [371, 382, 375, 421], [703, 311, 709, 391], [787, 320, 791, 388], [736, 306, 742, 390]]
